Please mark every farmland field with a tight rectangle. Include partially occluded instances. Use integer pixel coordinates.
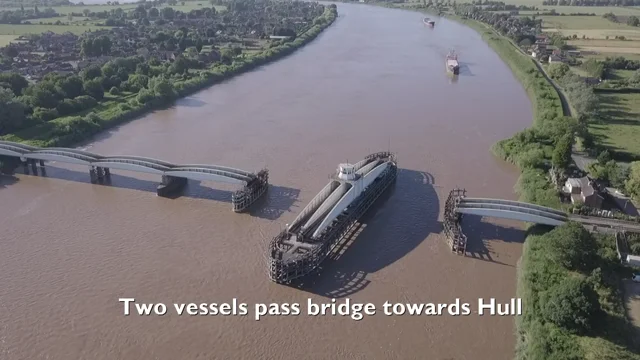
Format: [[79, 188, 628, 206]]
[[0, 34, 18, 46], [0, 23, 108, 35], [5, 2, 226, 13], [591, 92, 640, 159]]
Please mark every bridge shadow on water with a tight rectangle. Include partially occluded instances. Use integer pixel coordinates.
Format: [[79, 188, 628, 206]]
[[287, 169, 440, 298], [0, 173, 19, 190], [247, 186, 300, 221], [460, 215, 527, 268], [2, 165, 297, 217]]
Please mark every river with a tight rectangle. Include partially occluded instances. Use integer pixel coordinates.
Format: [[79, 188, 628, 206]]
[[0, 3, 533, 359]]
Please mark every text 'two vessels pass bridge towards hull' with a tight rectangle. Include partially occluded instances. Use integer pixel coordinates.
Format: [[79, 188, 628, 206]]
[[444, 188, 640, 255], [268, 152, 397, 284], [0, 140, 268, 212]]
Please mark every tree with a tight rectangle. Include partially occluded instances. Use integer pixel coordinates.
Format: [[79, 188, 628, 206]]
[[547, 222, 598, 272], [82, 65, 103, 81], [548, 63, 570, 80], [161, 7, 174, 20], [626, 161, 640, 201], [56, 75, 84, 99], [541, 277, 601, 334], [150, 78, 176, 101], [0, 73, 29, 96], [149, 7, 159, 17], [597, 150, 611, 164], [0, 88, 27, 135], [627, 15, 639, 27], [552, 133, 572, 169], [83, 78, 104, 100]]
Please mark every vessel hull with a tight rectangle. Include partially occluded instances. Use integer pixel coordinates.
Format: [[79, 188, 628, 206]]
[[268, 153, 397, 284]]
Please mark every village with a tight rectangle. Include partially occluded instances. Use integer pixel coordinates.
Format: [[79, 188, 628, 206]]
[[0, 0, 324, 81]]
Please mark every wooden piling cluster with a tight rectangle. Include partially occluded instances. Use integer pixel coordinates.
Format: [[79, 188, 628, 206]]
[[232, 169, 269, 212], [443, 188, 467, 255]]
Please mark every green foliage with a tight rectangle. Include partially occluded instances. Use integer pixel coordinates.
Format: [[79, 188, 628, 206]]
[[552, 133, 573, 169], [83, 78, 104, 100], [582, 58, 605, 79], [517, 223, 639, 359], [0, 72, 29, 96], [81, 65, 103, 82], [548, 63, 570, 80], [626, 161, 640, 201], [627, 15, 639, 27], [541, 277, 601, 334], [1, 5, 338, 147], [546, 222, 598, 272], [0, 87, 27, 134]]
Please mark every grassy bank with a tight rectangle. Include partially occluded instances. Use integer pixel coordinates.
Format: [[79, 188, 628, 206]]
[[1, 6, 337, 147]]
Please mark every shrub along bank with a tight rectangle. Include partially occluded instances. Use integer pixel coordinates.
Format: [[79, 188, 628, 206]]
[[517, 223, 640, 360], [1, 5, 338, 148]]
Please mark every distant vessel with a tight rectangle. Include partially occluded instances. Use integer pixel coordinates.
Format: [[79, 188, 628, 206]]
[[268, 152, 397, 284], [446, 50, 460, 75], [423, 17, 435, 27]]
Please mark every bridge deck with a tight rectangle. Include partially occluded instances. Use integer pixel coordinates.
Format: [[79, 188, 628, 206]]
[[0, 140, 257, 184]]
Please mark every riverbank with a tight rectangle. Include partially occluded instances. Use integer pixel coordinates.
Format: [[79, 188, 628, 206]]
[[355, 1, 640, 358], [439, 9, 640, 360], [0, 5, 338, 148]]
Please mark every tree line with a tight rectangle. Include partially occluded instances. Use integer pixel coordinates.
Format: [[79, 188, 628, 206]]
[[543, 0, 640, 5], [0, 6, 58, 24]]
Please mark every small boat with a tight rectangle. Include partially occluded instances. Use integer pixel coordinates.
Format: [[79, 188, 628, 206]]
[[446, 50, 460, 75], [423, 17, 435, 27]]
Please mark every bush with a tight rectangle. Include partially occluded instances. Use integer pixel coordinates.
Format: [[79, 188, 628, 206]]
[[109, 86, 120, 95], [541, 277, 601, 334], [547, 222, 598, 272]]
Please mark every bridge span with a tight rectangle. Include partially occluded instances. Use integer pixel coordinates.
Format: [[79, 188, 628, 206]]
[[0, 140, 268, 212], [443, 188, 640, 255]]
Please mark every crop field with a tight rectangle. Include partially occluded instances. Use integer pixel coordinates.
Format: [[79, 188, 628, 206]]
[[540, 15, 639, 30], [0, 23, 107, 35], [590, 92, 640, 159]]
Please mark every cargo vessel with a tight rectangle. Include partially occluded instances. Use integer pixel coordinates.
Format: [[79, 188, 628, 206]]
[[446, 51, 460, 75], [268, 152, 397, 284], [423, 17, 435, 27]]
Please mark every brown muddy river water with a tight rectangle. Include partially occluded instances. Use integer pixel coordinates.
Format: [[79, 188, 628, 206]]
[[0, 3, 534, 360]]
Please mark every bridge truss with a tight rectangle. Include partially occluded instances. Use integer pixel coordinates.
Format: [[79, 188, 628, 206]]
[[0, 140, 268, 212]]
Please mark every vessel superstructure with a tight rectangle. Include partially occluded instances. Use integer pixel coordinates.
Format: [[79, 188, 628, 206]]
[[268, 152, 397, 284], [446, 50, 460, 75], [423, 17, 435, 27]]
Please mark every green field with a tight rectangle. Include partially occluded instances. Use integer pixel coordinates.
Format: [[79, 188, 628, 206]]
[[4, 4, 139, 14], [0, 34, 18, 46], [0, 23, 108, 35], [23, 15, 106, 25], [5, 2, 226, 13], [591, 92, 640, 158], [541, 16, 640, 58]]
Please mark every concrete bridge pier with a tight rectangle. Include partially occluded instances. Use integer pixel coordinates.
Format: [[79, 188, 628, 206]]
[[157, 175, 187, 197]]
